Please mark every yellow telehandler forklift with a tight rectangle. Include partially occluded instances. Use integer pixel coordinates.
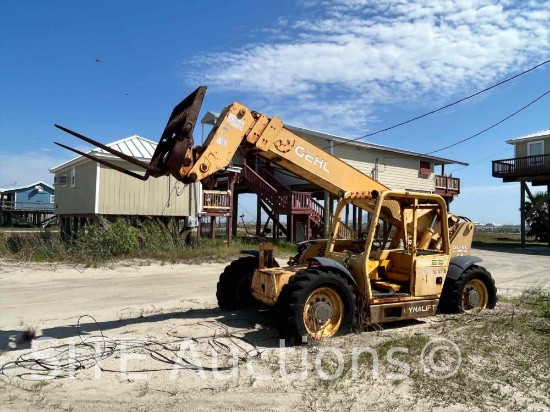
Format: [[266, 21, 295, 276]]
[[55, 86, 497, 342]]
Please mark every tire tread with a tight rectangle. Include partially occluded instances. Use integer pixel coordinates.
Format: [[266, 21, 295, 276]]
[[275, 268, 356, 343], [216, 257, 259, 311], [439, 265, 497, 313]]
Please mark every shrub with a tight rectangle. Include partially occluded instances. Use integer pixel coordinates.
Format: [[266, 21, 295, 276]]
[[525, 191, 549, 243], [0, 231, 6, 255], [519, 287, 550, 319], [66, 218, 139, 261], [98, 219, 138, 257], [6, 235, 25, 254]]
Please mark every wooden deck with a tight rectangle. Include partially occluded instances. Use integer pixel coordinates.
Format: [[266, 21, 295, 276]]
[[434, 175, 460, 196], [202, 190, 231, 213], [492, 154, 550, 182]]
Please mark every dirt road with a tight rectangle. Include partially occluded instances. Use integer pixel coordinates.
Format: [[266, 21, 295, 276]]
[[0, 261, 224, 331], [1, 247, 548, 333], [472, 246, 549, 294], [0, 247, 548, 411]]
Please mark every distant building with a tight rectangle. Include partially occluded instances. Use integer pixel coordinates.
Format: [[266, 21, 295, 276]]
[[201, 112, 466, 198], [0, 181, 54, 226], [50, 135, 200, 238], [201, 112, 468, 242], [492, 128, 550, 247]]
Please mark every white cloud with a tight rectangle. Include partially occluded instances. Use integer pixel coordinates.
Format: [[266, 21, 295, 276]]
[[188, 0, 549, 134]]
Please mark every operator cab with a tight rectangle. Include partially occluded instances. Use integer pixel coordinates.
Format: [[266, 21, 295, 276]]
[[323, 191, 451, 304]]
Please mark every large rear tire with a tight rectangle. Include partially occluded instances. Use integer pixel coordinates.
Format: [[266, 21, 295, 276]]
[[439, 265, 497, 313], [275, 269, 356, 343], [216, 257, 259, 311]]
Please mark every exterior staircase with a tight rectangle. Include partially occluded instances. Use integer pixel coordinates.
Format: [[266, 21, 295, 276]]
[[241, 164, 355, 240]]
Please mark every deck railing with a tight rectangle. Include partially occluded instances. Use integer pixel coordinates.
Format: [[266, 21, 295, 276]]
[[492, 154, 550, 178], [258, 168, 290, 192], [310, 197, 325, 221], [202, 190, 230, 211], [434, 175, 460, 194], [0, 201, 54, 212], [243, 165, 278, 196], [330, 216, 356, 239], [288, 192, 313, 213]]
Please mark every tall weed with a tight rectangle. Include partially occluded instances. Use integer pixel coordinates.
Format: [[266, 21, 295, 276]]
[[0, 218, 297, 266]]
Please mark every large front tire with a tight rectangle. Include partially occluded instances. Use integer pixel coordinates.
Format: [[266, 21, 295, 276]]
[[439, 265, 497, 313], [216, 257, 259, 311], [275, 269, 356, 343]]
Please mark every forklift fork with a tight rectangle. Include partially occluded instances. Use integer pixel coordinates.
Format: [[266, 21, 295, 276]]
[[54, 86, 207, 183]]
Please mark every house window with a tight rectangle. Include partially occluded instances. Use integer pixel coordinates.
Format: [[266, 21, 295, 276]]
[[528, 141, 544, 167], [50, 195, 55, 203], [55, 175, 67, 186], [419, 160, 431, 176], [71, 168, 76, 187], [528, 141, 543, 157]]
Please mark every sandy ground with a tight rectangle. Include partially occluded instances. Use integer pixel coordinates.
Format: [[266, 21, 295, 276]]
[[0, 261, 222, 331], [470, 246, 550, 295], [0, 247, 549, 411]]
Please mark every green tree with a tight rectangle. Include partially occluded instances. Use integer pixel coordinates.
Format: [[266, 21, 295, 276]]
[[526, 191, 549, 242]]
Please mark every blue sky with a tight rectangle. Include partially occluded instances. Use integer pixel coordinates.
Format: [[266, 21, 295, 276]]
[[0, 0, 549, 224]]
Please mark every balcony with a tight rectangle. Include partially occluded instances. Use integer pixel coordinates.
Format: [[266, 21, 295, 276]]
[[492, 154, 550, 181], [434, 175, 460, 196], [0, 201, 54, 212], [202, 190, 231, 214]]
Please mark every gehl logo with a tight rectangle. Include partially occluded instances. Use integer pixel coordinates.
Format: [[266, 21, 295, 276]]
[[295, 146, 331, 174]]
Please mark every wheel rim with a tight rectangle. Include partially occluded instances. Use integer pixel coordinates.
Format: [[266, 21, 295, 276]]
[[461, 279, 489, 310], [303, 287, 344, 338]]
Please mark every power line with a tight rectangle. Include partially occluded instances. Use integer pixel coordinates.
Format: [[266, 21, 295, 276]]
[[326, 59, 550, 149], [426, 90, 550, 154], [238, 202, 255, 218], [447, 147, 512, 174]]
